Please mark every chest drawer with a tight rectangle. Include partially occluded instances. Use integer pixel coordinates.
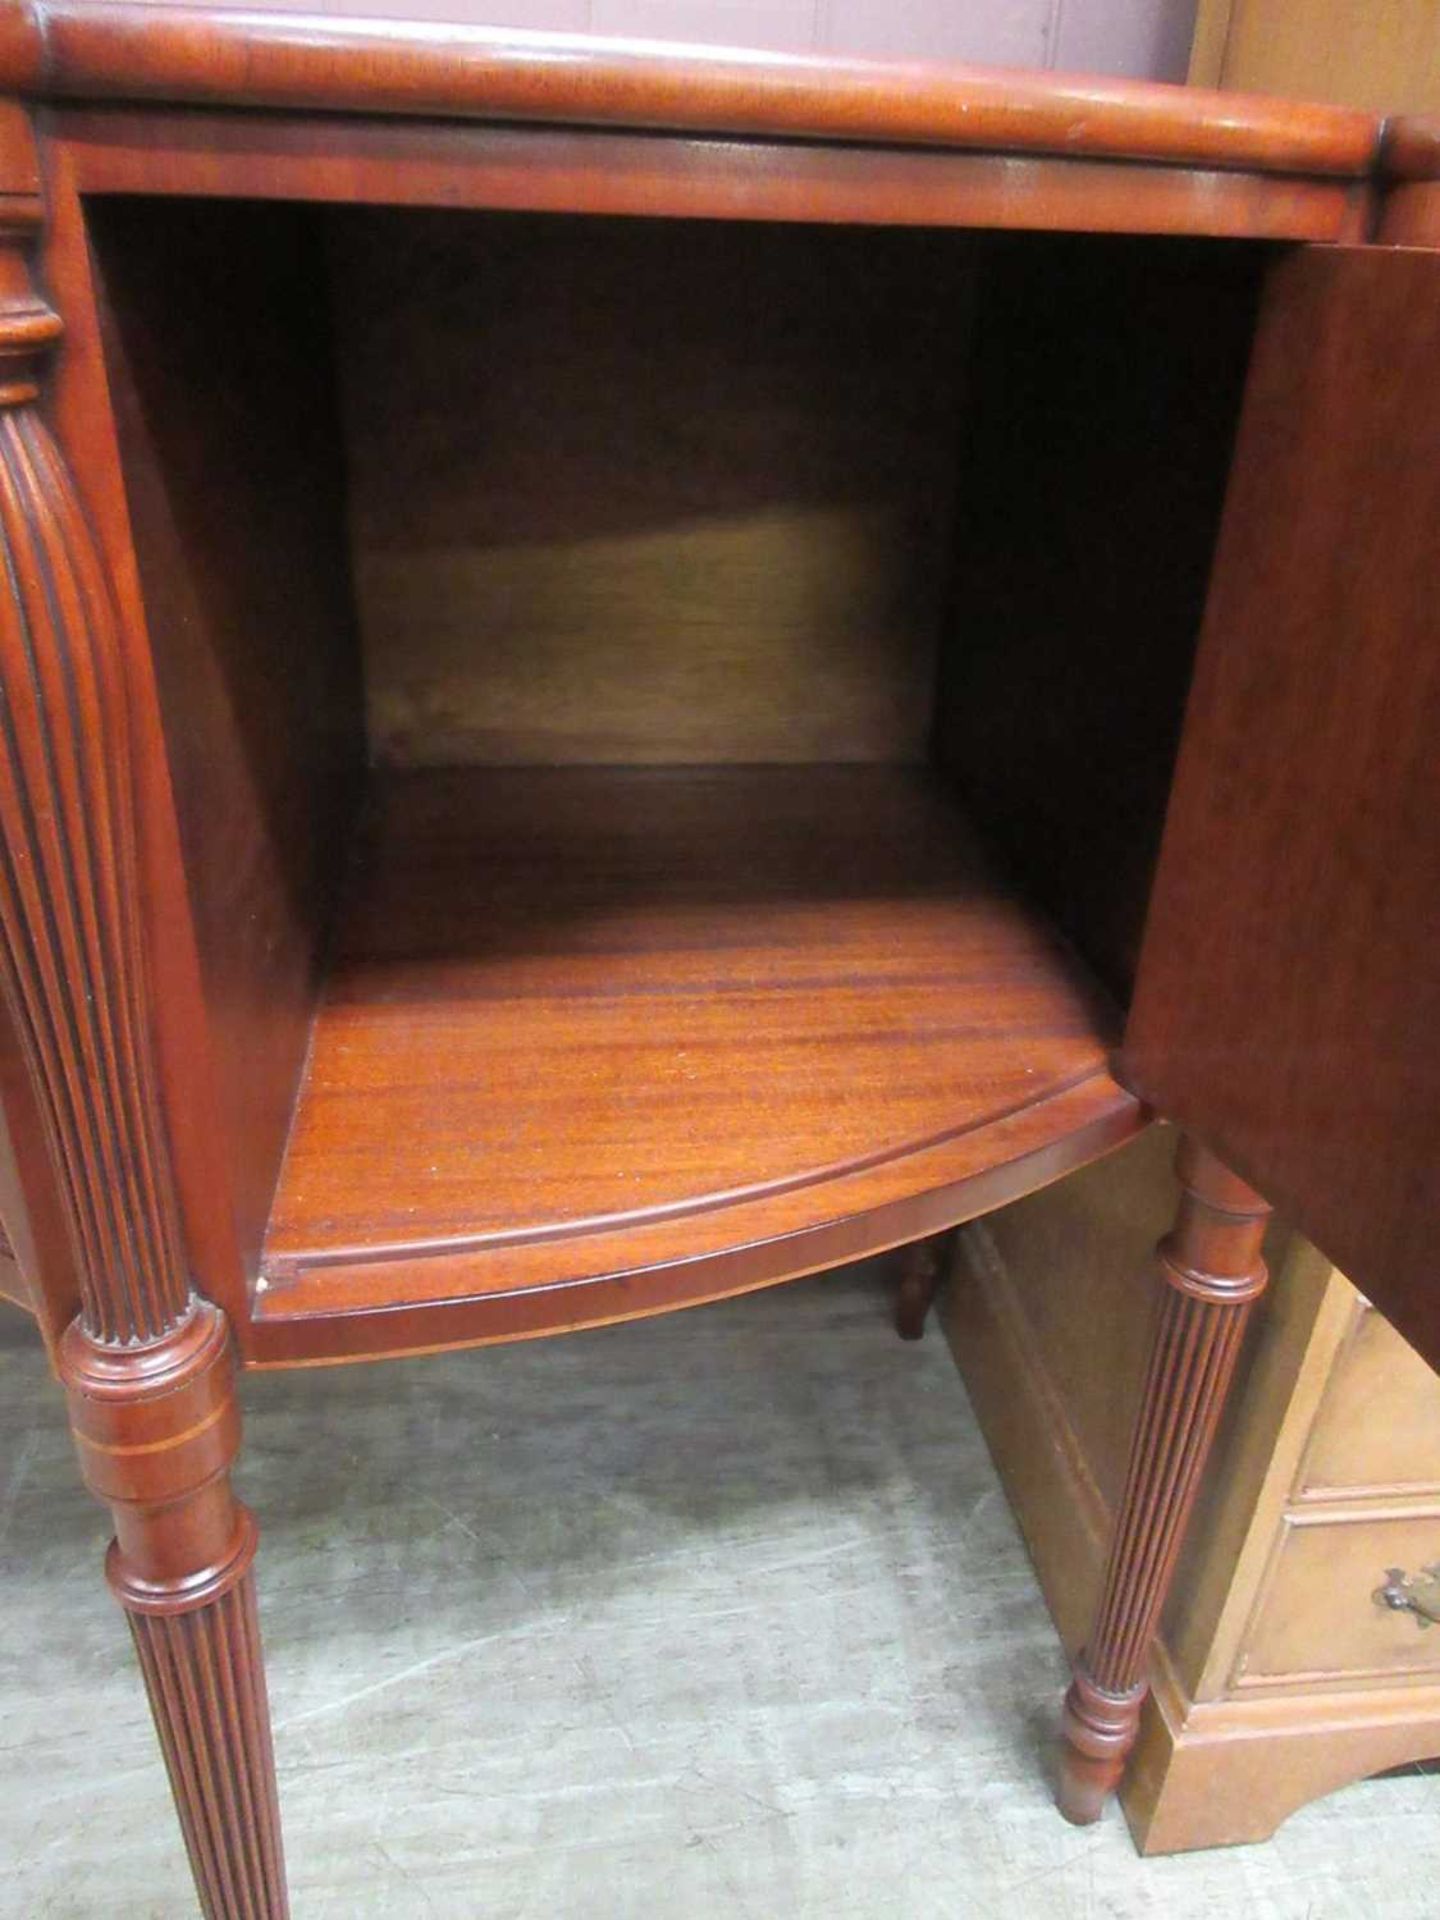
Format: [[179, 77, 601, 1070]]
[[1298, 1305, 1440, 1500], [1240, 1512, 1440, 1686]]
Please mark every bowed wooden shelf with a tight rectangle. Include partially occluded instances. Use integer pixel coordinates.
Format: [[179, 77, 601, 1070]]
[[255, 764, 1137, 1363]]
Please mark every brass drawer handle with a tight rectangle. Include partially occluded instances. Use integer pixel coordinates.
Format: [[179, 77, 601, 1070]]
[[1374, 1564, 1440, 1628]]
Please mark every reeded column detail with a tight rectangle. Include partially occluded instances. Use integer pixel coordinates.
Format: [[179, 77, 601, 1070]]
[[64, 1306, 287, 1919], [0, 223, 189, 1347], [1057, 1134, 1270, 1825], [0, 174, 288, 1917], [131, 1579, 287, 1919]]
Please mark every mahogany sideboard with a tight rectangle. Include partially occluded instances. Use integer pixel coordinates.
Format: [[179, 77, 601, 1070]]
[[0, 9, 1436, 1914]]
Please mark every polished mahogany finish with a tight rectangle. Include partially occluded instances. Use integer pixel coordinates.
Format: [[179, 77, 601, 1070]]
[[1379, 116, 1440, 242], [23, 10, 1381, 251], [1058, 1137, 1270, 1824], [933, 232, 1263, 998], [0, 106, 285, 1919], [63, 1306, 288, 1919], [1380, 113, 1440, 180], [0, 182, 179, 1351], [51, 102, 1373, 244], [8, 5, 1376, 174], [85, 193, 365, 1292], [1124, 245, 1440, 1369], [0, 15, 1431, 1913], [255, 767, 1140, 1363], [21, 105, 255, 1351]]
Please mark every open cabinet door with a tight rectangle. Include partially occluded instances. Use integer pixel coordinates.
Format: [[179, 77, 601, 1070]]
[[1124, 244, 1440, 1368]]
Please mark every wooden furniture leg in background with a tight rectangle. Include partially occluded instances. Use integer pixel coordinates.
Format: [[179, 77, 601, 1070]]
[[1058, 1135, 1270, 1824], [0, 171, 288, 1917], [895, 1232, 953, 1340]]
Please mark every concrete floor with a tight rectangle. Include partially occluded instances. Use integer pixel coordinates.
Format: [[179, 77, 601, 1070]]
[[3, 1264, 1437, 1919]]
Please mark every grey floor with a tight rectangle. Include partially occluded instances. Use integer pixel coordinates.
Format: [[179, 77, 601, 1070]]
[[3, 1265, 1438, 1919]]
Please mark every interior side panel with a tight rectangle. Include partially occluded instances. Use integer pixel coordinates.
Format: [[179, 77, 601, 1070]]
[[87, 197, 367, 1289], [933, 234, 1263, 998]]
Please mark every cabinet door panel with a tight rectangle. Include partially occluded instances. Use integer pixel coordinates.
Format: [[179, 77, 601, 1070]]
[[1125, 245, 1440, 1368]]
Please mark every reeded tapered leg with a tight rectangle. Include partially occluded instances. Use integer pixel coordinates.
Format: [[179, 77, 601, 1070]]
[[0, 147, 287, 1917], [894, 1232, 952, 1340], [1057, 1135, 1270, 1824], [61, 1308, 288, 1918]]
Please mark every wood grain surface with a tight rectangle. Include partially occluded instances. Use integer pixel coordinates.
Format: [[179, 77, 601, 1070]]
[[54, 105, 1371, 245], [1379, 117, 1440, 241], [89, 195, 365, 1294], [336, 211, 970, 767], [61, 1303, 287, 1918], [1383, 116, 1440, 180], [7, 6, 1377, 175], [0, 137, 290, 1916], [1059, 1138, 1271, 1825], [934, 233, 1263, 999], [1124, 246, 1440, 1374], [32, 121, 257, 1343], [0, 184, 195, 1349], [257, 766, 1143, 1361], [0, 19, 1426, 1907]]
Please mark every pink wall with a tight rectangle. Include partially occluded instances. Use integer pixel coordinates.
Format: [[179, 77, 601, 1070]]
[[137, 1, 1200, 83]]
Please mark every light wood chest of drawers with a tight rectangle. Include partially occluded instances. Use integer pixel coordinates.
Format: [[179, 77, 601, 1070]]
[[945, 1126, 1440, 1852]]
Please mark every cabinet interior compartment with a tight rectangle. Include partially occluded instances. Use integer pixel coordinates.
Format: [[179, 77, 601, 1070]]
[[84, 196, 1264, 1354]]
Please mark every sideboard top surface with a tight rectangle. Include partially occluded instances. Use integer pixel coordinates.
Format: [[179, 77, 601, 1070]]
[[0, 3, 1382, 178]]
